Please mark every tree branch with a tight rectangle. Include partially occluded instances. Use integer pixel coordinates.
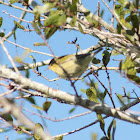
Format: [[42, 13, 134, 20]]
[[0, 66, 140, 124], [0, 96, 50, 140]]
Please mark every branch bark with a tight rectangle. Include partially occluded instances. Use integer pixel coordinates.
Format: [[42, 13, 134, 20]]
[[0, 96, 50, 140], [0, 66, 140, 124]]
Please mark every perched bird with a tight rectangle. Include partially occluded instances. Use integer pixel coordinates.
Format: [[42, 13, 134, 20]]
[[48, 50, 99, 80]]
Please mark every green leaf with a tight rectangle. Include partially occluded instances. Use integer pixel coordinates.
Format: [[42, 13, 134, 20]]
[[22, 0, 29, 6], [70, 16, 76, 27], [15, 56, 23, 63], [121, 57, 136, 75], [120, 18, 132, 29], [80, 88, 86, 93], [97, 114, 106, 135], [100, 10, 104, 18], [70, 0, 78, 15], [115, 5, 124, 18], [122, 30, 135, 43], [130, 12, 139, 29], [34, 13, 43, 28], [32, 21, 41, 35], [117, 94, 125, 105], [103, 89, 107, 99], [25, 69, 30, 78], [119, 60, 122, 73], [78, 23, 84, 33], [0, 112, 13, 124], [44, 10, 66, 27], [118, 0, 130, 8], [92, 57, 101, 64], [92, 133, 97, 140], [34, 123, 44, 140], [32, 105, 44, 111], [127, 74, 140, 84], [0, 32, 5, 37], [55, 135, 63, 140], [9, 0, 20, 4], [112, 119, 116, 140], [69, 107, 76, 114], [18, 91, 35, 104], [14, 20, 25, 30], [26, 97, 35, 104], [44, 27, 57, 39], [0, 17, 3, 28], [33, 42, 46, 46], [86, 87, 99, 103], [127, 92, 130, 103], [43, 101, 52, 113], [13, 30, 16, 40], [29, 55, 34, 59], [117, 23, 122, 34], [107, 119, 114, 140], [102, 50, 111, 67]]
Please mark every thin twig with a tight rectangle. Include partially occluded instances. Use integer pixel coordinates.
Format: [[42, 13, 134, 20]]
[[9, 59, 51, 71], [13, 125, 33, 136], [0, 88, 16, 97], [24, 108, 92, 122], [0, 40, 20, 75], [0, 1, 47, 19], [122, 86, 127, 96], [3, 38, 54, 57], [4, 6, 28, 39], [114, 92, 125, 106], [0, 1, 33, 14], [111, 0, 116, 26], [53, 95, 140, 137], [101, 0, 127, 30], [52, 115, 109, 138], [3, 10, 32, 23], [90, 65, 119, 70], [105, 67, 114, 107], [132, 89, 139, 99], [97, 1, 101, 30], [14, 94, 32, 99], [92, 71, 116, 108]]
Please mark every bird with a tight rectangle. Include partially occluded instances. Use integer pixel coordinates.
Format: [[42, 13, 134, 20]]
[[48, 51, 98, 80]]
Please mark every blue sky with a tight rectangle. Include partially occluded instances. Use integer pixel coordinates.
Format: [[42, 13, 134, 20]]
[[0, 0, 140, 140]]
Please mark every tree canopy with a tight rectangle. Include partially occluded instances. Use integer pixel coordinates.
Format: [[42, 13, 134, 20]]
[[0, 0, 140, 140]]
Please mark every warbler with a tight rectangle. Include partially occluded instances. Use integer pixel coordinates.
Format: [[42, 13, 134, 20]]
[[48, 50, 100, 80]]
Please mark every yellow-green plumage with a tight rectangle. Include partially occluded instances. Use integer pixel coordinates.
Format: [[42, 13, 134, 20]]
[[49, 52, 94, 79]]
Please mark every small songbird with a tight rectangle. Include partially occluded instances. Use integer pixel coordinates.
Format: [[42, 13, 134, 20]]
[[48, 51, 98, 79]]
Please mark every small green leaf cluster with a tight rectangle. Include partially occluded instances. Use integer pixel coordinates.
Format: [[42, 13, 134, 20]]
[[33, 0, 79, 39], [85, 80, 116, 140], [115, 0, 139, 44], [119, 57, 140, 84], [0, 17, 5, 37]]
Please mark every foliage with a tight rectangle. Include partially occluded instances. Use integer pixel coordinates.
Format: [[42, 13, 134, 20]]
[[0, 0, 140, 140]]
